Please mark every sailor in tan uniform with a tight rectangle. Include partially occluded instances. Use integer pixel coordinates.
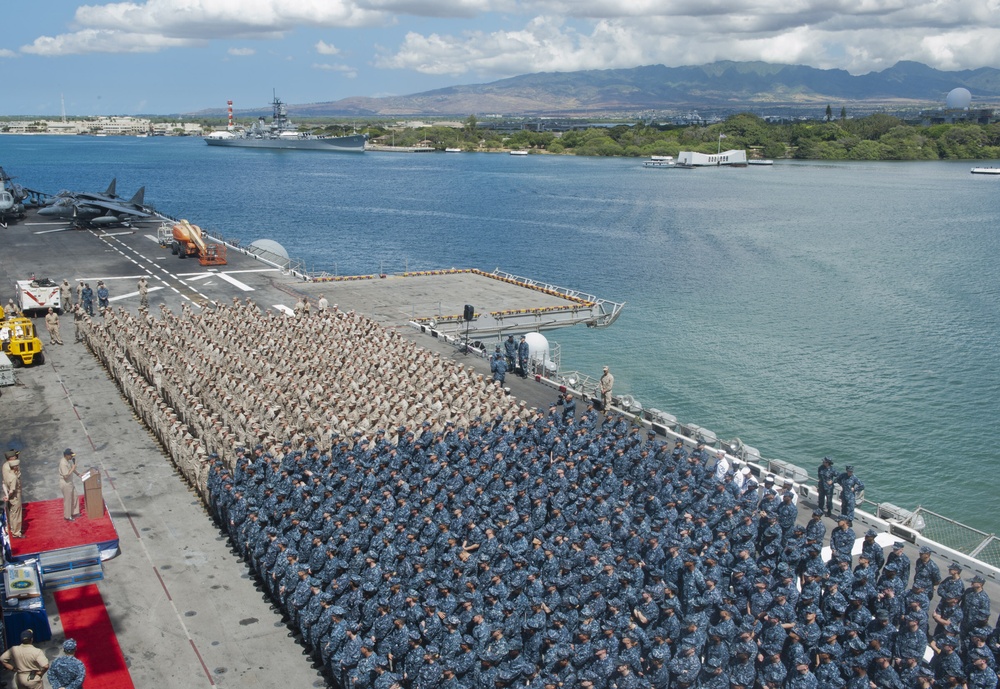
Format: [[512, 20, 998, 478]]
[[60, 278, 73, 310], [0, 630, 49, 689], [45, 307, 63, 345], [59, 448, 82, 520], [3, 454, 23, 537]]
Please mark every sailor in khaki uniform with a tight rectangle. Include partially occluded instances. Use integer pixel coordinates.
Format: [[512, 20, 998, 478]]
[[45, 307, 63, 345], [59, 448, 82, 520], [3, 454, 23, 537], [0, 630, 48, 689], [60, 278, 73, 310]]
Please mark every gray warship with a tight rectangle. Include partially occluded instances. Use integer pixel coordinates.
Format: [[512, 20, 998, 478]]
[[204, 94, 366, 152]]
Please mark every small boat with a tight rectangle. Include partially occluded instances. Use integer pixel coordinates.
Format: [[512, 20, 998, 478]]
[[970, 167, 1000, 175], [748, 159, 774, 166], [509, 150, 529, 156], [643, 155, 675, 168], [444, 148, 462, 153]]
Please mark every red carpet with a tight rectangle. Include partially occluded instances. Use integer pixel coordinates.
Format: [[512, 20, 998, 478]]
[[11, 498, 118, 559], [53, 584, 135, 689]]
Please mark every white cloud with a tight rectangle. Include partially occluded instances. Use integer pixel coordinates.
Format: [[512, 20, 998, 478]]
[[17, 0, 1000, 72], [0, 49, 16, 58], [312, 62, 358, 78], [22, 29, 196, 56], [74, 0, 387, 37], [21, 0, 389, 56], [315, 40, 341, 55], [357, 0, 499, 18], [377, 5, 1000, 79], [228, 47, 255, 56]]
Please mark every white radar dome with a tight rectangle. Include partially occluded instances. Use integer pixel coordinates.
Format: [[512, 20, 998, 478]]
[[946, 87, 972, 110], [249, 238, 290, 268], [523, 332, 553, 373]]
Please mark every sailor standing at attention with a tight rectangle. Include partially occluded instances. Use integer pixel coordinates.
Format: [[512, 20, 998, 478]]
[[138, 276, 149, 310], [45, 307, 64, 345], [60, 278, 73, 310], [96, 281, 110, 311], [59, 448, 82, 521], [817, 457, 836, 517], [600, 366, 614, 410], [3, 454, 23, 538]]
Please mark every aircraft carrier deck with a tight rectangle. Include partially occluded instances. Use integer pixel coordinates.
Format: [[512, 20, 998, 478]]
[[1, 208, 998, 688], [0, 210, 627, 688]]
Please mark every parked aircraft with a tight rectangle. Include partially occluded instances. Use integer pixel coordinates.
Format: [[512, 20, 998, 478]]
[[37, 184, 151, 228]]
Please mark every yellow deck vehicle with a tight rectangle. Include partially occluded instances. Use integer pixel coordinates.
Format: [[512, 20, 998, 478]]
[[0, 313, 44, 366]]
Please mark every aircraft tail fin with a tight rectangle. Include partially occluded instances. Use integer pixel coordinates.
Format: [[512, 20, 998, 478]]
[[128, 186, 145, 207], [105, 178, 117, 198]]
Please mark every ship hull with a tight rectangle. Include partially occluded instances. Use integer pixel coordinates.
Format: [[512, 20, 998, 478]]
[[205, 134, 366, 152]]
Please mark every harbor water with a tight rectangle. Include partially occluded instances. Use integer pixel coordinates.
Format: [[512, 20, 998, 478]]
[[2, 135, 998, 534]]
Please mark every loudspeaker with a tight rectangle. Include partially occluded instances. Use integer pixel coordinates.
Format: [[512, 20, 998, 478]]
[[463, 304, 475, 321]]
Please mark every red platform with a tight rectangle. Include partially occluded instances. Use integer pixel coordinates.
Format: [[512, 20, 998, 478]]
[[8, 497, 119, 561]]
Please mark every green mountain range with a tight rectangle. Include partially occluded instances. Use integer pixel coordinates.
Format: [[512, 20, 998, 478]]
[[189, 61, 1000, 119], [279, 60, 1000, 117]]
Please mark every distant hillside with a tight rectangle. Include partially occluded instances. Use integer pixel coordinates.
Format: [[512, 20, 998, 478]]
[[198, 61, 1000, 118]]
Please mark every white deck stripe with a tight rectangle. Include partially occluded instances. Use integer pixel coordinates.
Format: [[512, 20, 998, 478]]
[[215, 272, 254, 291], [108, 286, 164, 302]]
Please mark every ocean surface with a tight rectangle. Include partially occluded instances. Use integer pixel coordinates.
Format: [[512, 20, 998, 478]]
[[2, 135, 999, 534]]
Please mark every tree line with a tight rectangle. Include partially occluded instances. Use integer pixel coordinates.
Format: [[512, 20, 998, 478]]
[[353, 113, 1000, 160]]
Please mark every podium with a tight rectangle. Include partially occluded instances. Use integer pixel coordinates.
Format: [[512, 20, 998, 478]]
[[83, 468, 104, 519]]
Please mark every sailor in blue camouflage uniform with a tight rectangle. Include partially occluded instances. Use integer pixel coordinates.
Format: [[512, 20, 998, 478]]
[[912, 546, 941, 598], [885, 542, 911, 586], [858, 529, 885, 574], [759, 651, 789, 687], [963, 575, 992, 633], [698, 656, 730, 689], [836, 466, 863, 522], [804, 508, 826, 545], [931, 637, 964, 681], [490, 347, 507, 385], [933, 561, 963, 601], [871, 655, 906, 689], [47, 638, 85, 689], [968, 655, 999, 689], [668, 643, 701, 686], [829, 518, 855, 564], [517, 334, 530, 377], [817, 457, 836, 517], [893, 614, 926, 663], [503, 335, 517, 371], [784, 661, 818, 689], [814, 652, 844, 689]]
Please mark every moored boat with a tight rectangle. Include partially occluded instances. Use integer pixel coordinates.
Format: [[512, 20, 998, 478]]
[[970, 166, 1000, 175], [643, 155, 675, 168]]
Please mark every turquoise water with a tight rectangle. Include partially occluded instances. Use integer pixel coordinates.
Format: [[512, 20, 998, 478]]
[[3, 136, 999, 532]]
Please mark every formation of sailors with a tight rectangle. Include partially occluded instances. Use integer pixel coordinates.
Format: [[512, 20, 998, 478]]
[[78, 299, 1000, 689]]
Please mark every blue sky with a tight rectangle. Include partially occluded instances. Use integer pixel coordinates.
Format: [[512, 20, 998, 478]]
[[4, 0, 1000, 116]]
